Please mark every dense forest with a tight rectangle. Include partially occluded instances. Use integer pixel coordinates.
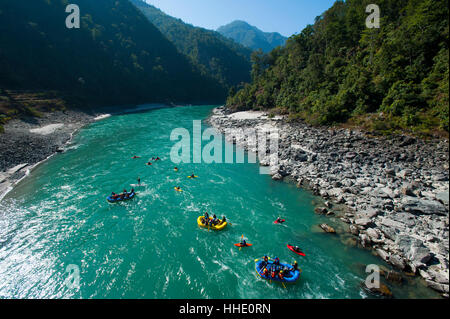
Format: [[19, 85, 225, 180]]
[[130, 0, 252, 90], [217, 20, 287, 53], [226, 0, 449, 135], [0, 0, 226, 110]]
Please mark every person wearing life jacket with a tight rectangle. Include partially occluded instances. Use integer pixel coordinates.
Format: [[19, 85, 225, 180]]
[[221, 216, 227, 224], [292, 245, 302, 253], [203, 212, 209, 224], [274, 257, 280, 265], [111, 192, 119, 200], [261, 255, 269, 267], [130, 188, 135, 195], [279, 270, 285, 280], [262, 267, 269, 277], [289, 261, 299, 272], [156, 157, 161, 161], [146, 161, 152, 166], [271, 269, 277, 278], [212, 214, 218, 225]]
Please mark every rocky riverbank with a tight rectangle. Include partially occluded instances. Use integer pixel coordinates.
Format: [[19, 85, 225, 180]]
[[0, 109, 97, 201], [208, 106, 449, 297]]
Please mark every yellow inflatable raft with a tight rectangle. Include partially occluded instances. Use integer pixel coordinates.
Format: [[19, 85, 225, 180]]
[[197, 216, 227, 230]]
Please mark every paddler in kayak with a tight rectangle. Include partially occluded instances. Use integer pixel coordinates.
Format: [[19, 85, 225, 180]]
[[275, 217, 285, 224], [132, 155, 140, 159], [189, 173, 196, 179], [146, 161, 152, 166], [174, 186, 182, 192], [291, 245, 302, 253]]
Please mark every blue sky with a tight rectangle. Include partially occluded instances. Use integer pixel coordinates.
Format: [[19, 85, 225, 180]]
[[144, 0, 336, 37]]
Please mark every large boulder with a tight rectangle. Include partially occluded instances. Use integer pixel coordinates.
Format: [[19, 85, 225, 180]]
[[396, 236, 433, 268], [400, 196, 447, 215], [355, 218, 373, 228]]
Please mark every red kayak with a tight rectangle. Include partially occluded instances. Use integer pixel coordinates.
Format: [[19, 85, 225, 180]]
[[234, 243, 253, 247], [287, 244, 305, 256], [274, 219, 285, 224]]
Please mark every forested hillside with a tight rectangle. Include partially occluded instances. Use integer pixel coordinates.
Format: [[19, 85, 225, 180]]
[[130, 0, 252, 90], [217, 20, 287, 53], [226, 0, 449, 135], [0, 0, 225, 109]]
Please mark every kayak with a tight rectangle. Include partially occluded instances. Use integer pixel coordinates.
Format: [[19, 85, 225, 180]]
[[197, 216, 227, 230], [255, 260, 300, 283], [287, 244, 306, 256], [174, 187, 183, 192], [234, 243, 253, 247], [187, 175, 198, 179], [107, 192, 136, 203], [274, 219, 285, 224]]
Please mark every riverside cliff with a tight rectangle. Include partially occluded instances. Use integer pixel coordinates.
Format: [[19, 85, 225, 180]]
[[209, 106, 449, 297]]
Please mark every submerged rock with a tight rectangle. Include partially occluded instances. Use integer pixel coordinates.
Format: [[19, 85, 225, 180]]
[[319, 223, 336, 234]]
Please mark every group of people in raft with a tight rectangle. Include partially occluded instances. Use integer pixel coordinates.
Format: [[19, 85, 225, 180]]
[[199, 212, 227, 227], [114, 155, 303, 282], [259, 256, 299, 281], [110, 188, 135, 200]]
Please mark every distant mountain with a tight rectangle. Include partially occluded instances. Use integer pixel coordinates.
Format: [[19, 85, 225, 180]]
[[0, 0, 225, 107], [217, 20, 287, 52], [130, 0, 251, 89]]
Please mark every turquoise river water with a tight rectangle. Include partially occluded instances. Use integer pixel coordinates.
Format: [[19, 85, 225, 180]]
[[0, 105, 440, 299]]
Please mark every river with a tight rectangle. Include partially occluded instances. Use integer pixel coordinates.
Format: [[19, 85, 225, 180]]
[[0, 105, 439, 298]]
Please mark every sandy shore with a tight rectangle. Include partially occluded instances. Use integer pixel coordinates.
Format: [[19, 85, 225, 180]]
[[0, 103, 173, 201], [0, 109, 97, 201]]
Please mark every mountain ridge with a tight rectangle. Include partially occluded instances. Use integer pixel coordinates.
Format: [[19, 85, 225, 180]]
[[217, 20, 287, 52], [130, 0, 252, 90]]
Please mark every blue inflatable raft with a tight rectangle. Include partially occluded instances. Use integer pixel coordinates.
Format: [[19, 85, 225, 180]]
[[255, 260, 300, 283], [107, 192, 136, 203]]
